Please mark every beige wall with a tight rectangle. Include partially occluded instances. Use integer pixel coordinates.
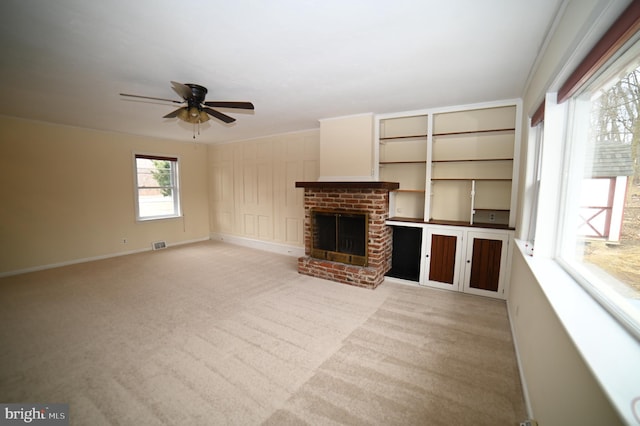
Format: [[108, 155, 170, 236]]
[[509, 250, 622, 425], [319, 114, 373, 181], [511, 0, 629, 423], [208, 130, 319, 247], [0, 116, 210, 274]]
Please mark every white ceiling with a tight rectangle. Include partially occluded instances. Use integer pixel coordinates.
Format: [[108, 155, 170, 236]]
[[0, 0, 562, 144]]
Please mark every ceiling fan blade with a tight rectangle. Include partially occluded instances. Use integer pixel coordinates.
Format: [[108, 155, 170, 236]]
[[203, 101, 255, 110], [170, 81, 193, 100], [163, 107, 186, 119], [120, 93, 183, 104], [203, 107, 236, 124]]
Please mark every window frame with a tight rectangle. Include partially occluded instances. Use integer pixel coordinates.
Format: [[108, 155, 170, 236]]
[[554, 43, 640, 340], [524, 120, 544, 254], [133, 153, 182, 221]]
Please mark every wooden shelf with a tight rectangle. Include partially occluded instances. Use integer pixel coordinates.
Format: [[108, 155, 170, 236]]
[[474, 208, 509, 212], [380, 161, 427, 165], [386, 217, 515, 230], [295, 181, 400, 190], [432, 128, 515, 137], [387, 216, 425, 223], [380, 134, 428, 141], [431, 158, 513, 163], [431, 178, 512, 181], [429, 219, 513, 230], [393, 189, 426, 193]]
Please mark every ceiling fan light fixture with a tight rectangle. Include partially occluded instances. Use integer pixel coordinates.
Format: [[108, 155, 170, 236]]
[[199, 110, 210, 123], [176, 107, 202, 124], [177, 108, 190, 122]]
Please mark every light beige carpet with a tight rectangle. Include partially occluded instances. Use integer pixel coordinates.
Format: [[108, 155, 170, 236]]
[[0, 241, 526, 425]]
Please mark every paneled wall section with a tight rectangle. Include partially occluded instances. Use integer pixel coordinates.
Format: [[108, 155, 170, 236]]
[[208, 130, 320, 247]]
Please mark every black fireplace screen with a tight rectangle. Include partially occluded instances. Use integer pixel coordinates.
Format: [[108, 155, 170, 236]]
[[311, 210, 368, 266]]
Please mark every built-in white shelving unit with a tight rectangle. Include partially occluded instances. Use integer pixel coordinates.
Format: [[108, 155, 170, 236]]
[[376, 100, 521, 229], [377, 100, 521, 299]]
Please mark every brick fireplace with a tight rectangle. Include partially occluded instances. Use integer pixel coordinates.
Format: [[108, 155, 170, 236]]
[[295, 181, 399, 289]]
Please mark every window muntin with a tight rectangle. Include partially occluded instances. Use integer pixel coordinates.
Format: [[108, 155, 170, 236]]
[[558, 43, 640, 338], [134, 154, 180, 220]]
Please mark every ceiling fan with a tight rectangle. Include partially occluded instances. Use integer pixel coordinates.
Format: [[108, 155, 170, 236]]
[[120, 81, 254, 127]]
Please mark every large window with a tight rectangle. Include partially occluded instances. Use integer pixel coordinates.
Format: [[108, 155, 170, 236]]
[[134, 154, 181, 220], [558, 41, 640, 338]]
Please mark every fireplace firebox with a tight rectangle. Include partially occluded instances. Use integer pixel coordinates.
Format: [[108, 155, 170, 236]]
[[311, 210, 368, 266]]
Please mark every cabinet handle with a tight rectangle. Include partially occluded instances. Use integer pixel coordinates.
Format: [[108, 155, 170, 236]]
[[466, 260, 471, 263]]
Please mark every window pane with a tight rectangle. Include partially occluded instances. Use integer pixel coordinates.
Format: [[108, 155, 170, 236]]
[[561, 52, 640, 335], [578, 178, 613, 237], [137, 189, 176, 218], [135, 156, 179, 219]]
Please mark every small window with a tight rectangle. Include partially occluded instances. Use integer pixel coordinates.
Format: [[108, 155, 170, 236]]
[[134, 154, 180, 220], [558, 42, 640, 337]]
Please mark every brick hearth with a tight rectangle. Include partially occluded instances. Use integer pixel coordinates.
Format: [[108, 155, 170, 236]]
[[295, 181, 399, 289]]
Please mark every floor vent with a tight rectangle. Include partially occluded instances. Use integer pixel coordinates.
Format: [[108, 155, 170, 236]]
[[152, 241, 167, 250]]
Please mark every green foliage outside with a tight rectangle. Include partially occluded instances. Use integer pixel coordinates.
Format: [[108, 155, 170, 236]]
[[151, 160, 172, 197]]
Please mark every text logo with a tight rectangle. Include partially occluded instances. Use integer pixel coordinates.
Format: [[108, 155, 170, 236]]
[[0, 404, 68, 425]]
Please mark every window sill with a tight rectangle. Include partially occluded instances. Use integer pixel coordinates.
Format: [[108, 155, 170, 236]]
[[136, 215, 182, 222], [514, 240, 640, 424]]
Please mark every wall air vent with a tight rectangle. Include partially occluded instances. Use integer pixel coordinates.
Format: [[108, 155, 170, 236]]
[[152, 241, 167, 250]]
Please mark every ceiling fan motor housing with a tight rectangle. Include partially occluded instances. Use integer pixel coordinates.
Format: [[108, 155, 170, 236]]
[[185, 84, 208, 106]]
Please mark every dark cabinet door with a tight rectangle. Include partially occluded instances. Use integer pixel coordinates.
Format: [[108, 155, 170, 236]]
[[469, 238, 502, 291], [388, 226, 422, 282], [463, 231, 509, 298], [429, 234, 458, 284], [425, 228, 463, 290]]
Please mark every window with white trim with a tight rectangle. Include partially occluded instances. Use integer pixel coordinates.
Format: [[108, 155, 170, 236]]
[[558, 40, 640, 338], [526, 121, 544, 255], [134, 154, 181, 220]]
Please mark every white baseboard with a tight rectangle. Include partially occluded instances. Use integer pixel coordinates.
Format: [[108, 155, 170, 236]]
[[210, 232, 305, 257], [0, 236, 211, 278]]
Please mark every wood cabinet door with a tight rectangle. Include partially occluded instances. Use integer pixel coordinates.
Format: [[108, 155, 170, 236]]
[[424, 227, 463, 291], [462, 231, 509, 299]]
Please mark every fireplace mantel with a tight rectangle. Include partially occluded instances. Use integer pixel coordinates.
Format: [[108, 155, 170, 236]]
[[295, 181, 399, 190]]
